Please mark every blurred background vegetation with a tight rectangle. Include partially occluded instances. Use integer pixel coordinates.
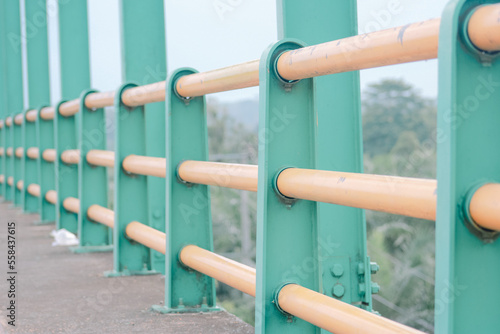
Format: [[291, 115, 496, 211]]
[[207, 78, 437, 333]]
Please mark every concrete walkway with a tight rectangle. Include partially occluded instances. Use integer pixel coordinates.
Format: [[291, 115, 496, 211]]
[[0, 202, 253, 334]]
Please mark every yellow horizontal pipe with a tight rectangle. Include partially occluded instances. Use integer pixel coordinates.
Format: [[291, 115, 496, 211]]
[[0, 147, 4, 156], [469, 184, 500, 231], [468, 4, 500, 52], [0, 175, 4, 184], [277, 19, 440, 81], [85, 90, 115, 110], [278, 284, 424, 334], [27, 184, 41, 197], [40, 106, 55, 120], [121, 81, 166, 107], [5, 117, 12, 127], [175, 161, 439, 221], [26, 109, 38, 122], [14, 113, 23, 125], [277, 4, 500, 82], [15, 147, 24, 158], [61, 149, 80, 165], [176, 60, 259, 98], [181, 245, 419, 333], [16, 180, 23, 191], [45, 190, 57, 204], [180, 245, 256, 297], [7, 177, 13, 186], [86, 149, 115, 168], [87, 205, 115, 228], [58, 98, 80, 117], [278, 168, 437, 221], [178, 160, 258, 192], [125, 221, 166, 254], [27, 147, 39, 159], [122, 155, 166, 177], [42, 149, 56, 162], [63, 197, 79, 214]]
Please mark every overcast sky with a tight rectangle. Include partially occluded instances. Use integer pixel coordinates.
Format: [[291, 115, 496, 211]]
[[33, 0, 450, 106]]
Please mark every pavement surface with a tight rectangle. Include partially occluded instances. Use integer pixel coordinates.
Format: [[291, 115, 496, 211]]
[[0, 201, 254, 334]]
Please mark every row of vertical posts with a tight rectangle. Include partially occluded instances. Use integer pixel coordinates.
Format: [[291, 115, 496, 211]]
[[0, 0, 499, 333]]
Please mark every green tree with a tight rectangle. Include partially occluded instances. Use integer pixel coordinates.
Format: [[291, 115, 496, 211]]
[[363, 79, 437, 332], [363, 79, 436, 158]]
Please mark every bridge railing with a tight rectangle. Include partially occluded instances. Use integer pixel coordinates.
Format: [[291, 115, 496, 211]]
[[0, 0, 499, 333]]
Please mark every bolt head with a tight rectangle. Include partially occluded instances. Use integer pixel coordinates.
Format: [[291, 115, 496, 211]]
[[153, 209, 162, 219], [331, 264, 344, 277], [332, 284, 345, 298], [370, 262, 380, 274], [371, 282, 380, 294]]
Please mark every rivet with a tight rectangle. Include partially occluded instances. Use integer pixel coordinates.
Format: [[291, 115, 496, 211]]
[[331, 264, 344, 277], [332, 284, 345, 298]]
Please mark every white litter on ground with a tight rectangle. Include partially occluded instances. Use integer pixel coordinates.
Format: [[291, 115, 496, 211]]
[[51, 229, 79, 246]]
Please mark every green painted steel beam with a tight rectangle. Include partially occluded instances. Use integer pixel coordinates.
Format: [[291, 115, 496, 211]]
[[23, 0, 51, 213], [72, 89, 112, 253], [55, 0, 91, 232], [13, 119, 23, 207], [255, 39, 318, 333], [3, 0, 24, 206], [435, 0, 500, 333], [106, 83, 156, 277], [0, 6, 7, 199], [154, 68, 218, 313], [37, 105, 55, 224], [276, 0, 374, 316], [119, 0, 167, 274]]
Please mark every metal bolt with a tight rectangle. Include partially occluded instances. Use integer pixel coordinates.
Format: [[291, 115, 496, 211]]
[[370, 262, 380, 274], [153, 209, 162, 219], [332, 284, 345, 298], [357, 262, 365, 275], [331, 264, 344, 277]]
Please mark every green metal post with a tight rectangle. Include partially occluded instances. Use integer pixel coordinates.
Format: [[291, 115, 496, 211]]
[[435, 1, 500, 333], [54, 102, 78, 232], [13, 117, 23, 207], [22, 0, 51, 213], [72, 89, 112, 253], [1, 0, 22, 203], [119, 0, 167, 274], [55, 0, 91, 232], [4, 119, 13, 202], [0, 8, 7, 199], [3, 0, 24, 207], [255, 39, 319, 333], [106, 83, 157, 277], [22, 113, 38, 213], [276, 0, 375, 315], [37, 105, 55, 224], [153, 68, 218, 313]]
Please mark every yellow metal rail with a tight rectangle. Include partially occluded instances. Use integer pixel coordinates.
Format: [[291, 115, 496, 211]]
[[122, 155, 166, 178], [86, 150, 115, 168]]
